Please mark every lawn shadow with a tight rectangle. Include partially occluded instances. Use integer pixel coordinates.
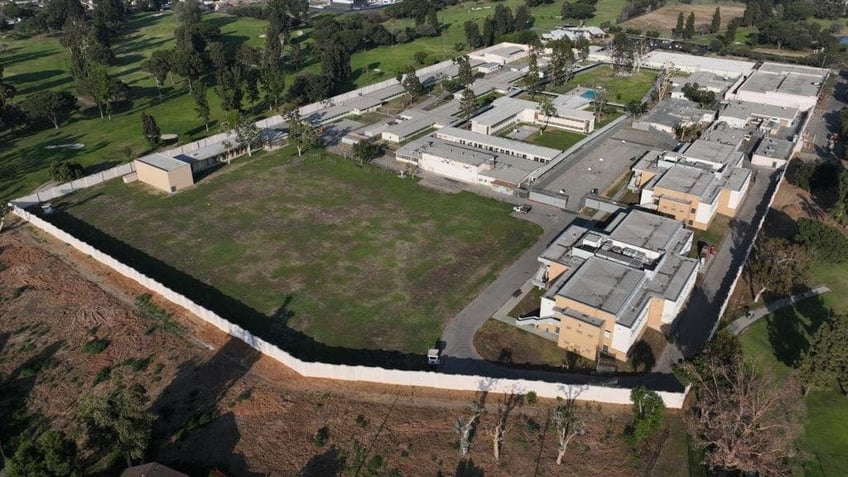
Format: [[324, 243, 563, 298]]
[[151, 338, 263, 476], [765, 295, 832, 367], [0, 340, 65, 440]]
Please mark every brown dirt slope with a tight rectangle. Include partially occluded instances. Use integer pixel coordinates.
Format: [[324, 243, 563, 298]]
[[623, 5, 745, 34], [0, 221, 684, 476]]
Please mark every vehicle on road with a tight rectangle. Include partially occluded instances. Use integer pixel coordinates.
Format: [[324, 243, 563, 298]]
[[513, 204, 532, 213]]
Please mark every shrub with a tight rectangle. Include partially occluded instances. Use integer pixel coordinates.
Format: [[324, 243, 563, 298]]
[[83, 339, 109, 355], [313, 426, 330, 447], [93, 366, 112, 386], [49, 161, 84, 183], [796, 218, 848, 263], [525, 391, 538, 404], [355, 414, 368, 428]]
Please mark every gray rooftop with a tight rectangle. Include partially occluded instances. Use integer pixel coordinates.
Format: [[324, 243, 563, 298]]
[[680, 139, 744, 167], [720, 101, 799, 124], [753, 137, 794, 160], [671, 70, 735, 93], [605, 209, 685, 253], [739, 70, 821, 98], [758, 62, 828, 79], [556, 256, 645, 316], [652, 165, 721, 203], [436, 127, 562, 161], [635, 99, 713, 130], [137, 153, 190, 172], [700, 122, 751, 147]]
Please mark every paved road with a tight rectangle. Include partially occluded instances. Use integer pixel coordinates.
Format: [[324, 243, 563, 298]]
[[726, 286, 831, 336], [653, 165, 781, 372], [806, 72, 846, 157], [440, 204, 575, 361]]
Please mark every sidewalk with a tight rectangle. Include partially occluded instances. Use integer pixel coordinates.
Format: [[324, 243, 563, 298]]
[[726, 286, 831, 336]]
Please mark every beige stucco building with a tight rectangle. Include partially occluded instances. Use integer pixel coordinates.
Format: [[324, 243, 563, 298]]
[[133, 155, 194, 193], [521, 209, 699, 362]]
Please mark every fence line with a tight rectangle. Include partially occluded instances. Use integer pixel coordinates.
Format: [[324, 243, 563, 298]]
[[11, 163, 136, 208], [10, 204, 688, 408]]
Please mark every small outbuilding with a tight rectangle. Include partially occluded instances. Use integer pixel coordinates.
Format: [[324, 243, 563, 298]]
[[133, 154, 194, 193]]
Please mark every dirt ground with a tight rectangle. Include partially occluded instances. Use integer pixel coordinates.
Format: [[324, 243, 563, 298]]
[[0, 220, 687, 476], [622, 5, 745, 34]]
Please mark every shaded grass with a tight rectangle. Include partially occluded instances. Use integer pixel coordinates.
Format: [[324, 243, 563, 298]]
[[474, 319, 567, 367], [528, 128, 585, 151], [51, 149, 541, 355], [690, 214, 731, 258], [738, 262, 848, 477]]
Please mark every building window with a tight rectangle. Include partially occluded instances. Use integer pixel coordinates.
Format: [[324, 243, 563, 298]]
[[688, 220, 693, 225], [602, 345, 609, 352], [690, 208, 696, 213]]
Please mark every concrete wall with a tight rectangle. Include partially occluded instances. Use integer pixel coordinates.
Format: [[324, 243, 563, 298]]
[[9, 205, 689, 408], [11, 163, 136, 208]]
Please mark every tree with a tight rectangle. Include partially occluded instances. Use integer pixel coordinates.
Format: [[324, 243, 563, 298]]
[[747, 237, 811, 302], [286, 109, 320, 156], [626, 100, 647, 116], [50, 161, 84, 182], [319, 41, 351, 85], [455, 399, 485, 457], [682, 354, 804, 476], [797, 313, 848, 394], [482, 17, 495, 47], [260, 60, 286, 111], [628, 387, 665, 444], [681, 82, 716, 107], [552, 396, 586, 464], [455, 55, 474, 87], [796, 218, 848, 262], [459, 87, 478, 120], [489, 393, 522, 461], [193, 80, 211, 131], [591, 85, 608, 122], [464, 20, 482, 49], [351, 140, 382, 165], [170, 49, 204, 93], [561, 1, 595, 20], [514, 5, 531, 31], [710, 7, 721, 34], [81, 383, 154, 468], [5, 430, 77, 477], [42, 0, 84, 31], [674, 12, 685, 38], [538, 95, 557, 134], [526, 50, 541, 97], [549, 39, 574, 87], [413, 50, 428, 66], [21, 91, 77, 129], [142, 50, 172, 100], [215, 65, 244, 113], [610, 32, 634, 75], [222, 111, 261, 157], [684, 12, 695, 39], [724, 18, 739, 47], [141, 113, 161, 145], [401, 66, 424, 101], [92, 0, 126, 38]]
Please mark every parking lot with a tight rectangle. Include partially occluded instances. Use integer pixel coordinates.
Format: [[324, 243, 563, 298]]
[[532, 128, 670, 211]]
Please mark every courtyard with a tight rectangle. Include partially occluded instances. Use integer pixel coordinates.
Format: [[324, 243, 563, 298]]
[[46, 148, 541, 365]]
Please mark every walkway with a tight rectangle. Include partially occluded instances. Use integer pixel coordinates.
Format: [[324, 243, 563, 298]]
[[726, 286, 831, 336]]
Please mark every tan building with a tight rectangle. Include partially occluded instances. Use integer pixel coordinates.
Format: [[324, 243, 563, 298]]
[[522, 209, 699, 362], [133, 154, 194, 193]]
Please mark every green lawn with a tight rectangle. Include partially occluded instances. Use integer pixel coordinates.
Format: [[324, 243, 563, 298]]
[[47, 148, 541, 363], [690, 214, 730, 257], [738, 263, 848, 477], [527, 128, 585, 150], [0, 12, 268, 202], [549, 65, 657, 105]]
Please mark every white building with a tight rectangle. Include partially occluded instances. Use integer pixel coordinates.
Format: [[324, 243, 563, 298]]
[[470, 96, 595, 135], [434, 127, 562, 163], [751, 136, 795, 169], [724, 63, 828, 112], [718, 101, 799, 131], [468, 42, 532, 65], [640, 51, 755, 78]]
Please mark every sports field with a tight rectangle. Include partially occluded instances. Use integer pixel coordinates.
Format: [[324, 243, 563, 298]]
[[47, 148, 541, 362]]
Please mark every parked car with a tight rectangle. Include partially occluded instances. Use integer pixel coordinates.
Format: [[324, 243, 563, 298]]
[[513, 204, 532, 213]]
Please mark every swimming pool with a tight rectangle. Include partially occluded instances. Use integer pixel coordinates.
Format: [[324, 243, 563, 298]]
[[581, 90, 597, 99]]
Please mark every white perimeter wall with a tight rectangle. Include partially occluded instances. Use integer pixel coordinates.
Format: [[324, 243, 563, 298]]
[[7, 205, 690, 408]]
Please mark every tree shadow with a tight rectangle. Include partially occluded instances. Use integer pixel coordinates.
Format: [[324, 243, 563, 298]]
[[151, 338, 263, 476], [628, 340, 655, 373], [0, 340, 65, 440], [453, 458, 484, 477], [765, 295, 832, 367], [298, 446, 344, 477]]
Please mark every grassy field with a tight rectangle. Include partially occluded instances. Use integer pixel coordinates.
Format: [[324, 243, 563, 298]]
[[621, 4, 745, 35], [738, 263, 848, 477], [47, 148, 541, 361], [549, 65, 657, 104], [528, 128, 585, 150], [473, 319, 572, 368]]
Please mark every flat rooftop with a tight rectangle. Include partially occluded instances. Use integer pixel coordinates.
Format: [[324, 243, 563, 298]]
[[720, 100, 799, 121], [136, 153, 190, 172], [739, 71, 820, 97], [556, 256, 645, 316], [637, 99, 713, 129], [753, 137, 794, 160], [680, 139, 742, 167], [436, 127, 561, 161], [605, 208, 685, 253], [642, 51, 755, 77], [652, 165, 720, 202]]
